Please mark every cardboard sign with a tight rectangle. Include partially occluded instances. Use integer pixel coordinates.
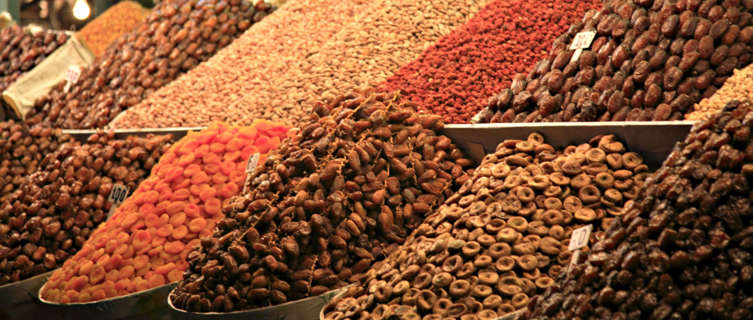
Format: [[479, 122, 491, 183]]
[[569, 30, 596, 50], [568, 224, 593, 251], [107, 184, 129, 217]]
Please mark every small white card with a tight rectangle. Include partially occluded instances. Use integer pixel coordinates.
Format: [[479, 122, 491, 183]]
[[107, 184, 129, 218], [568, 224, 593, 251], [570, 31, 596, 50], [63, 65, 82, 92]]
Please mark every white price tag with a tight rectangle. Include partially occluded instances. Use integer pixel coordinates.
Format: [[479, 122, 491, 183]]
[[107, 184, 130, 217], [568, 224, 592, 251], [570, 48, 584, 64], [569, 31, 596, 50], [63, 65, 82, 92]]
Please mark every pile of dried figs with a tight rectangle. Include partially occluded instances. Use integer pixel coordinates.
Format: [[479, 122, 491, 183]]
[[320, 132, 652, 319], [521, 100, 753, 319]]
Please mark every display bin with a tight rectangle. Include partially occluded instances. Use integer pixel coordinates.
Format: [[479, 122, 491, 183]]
[[38, 282, 176, 320], [0, 271, 59, 320], [169, 286, 347, 320]]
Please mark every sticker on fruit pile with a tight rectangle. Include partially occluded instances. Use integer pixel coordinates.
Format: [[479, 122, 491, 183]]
[[40, 121, 291, 303]]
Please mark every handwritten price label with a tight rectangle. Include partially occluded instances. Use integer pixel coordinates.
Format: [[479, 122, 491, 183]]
[[569, 31, 596, 50], [63, 65, 82, 92], [568, 224, 593, 251], [107, 184, 130, 218]]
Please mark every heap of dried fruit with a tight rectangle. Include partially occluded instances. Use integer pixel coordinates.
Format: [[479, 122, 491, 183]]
[[25, 0, 275, 129], [379, 0, 602, 124], [321, 132, 652, 320], [169, 91, 474, 312], [0, 26, 68, 99], [0, 132, 173, 285], [687, 63, 753, 121], [521, 100, 753, 319], [0, 121, 73, 201], [40, 121, 291, 303], [76, 1, 148, 57], [109, 0, 487, 129], [475, 0, 753, 123]]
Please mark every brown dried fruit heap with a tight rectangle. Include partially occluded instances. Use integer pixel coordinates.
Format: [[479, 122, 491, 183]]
[[0, 121, 73, 202], [169, 91, 474, 312], [25, 0, 275, 129], [0, 132, 173, 285], [521, 100, 753, 319], [321, 132, 652, 320], [474, 0, 753, 123], [0, 26, 68, 101]]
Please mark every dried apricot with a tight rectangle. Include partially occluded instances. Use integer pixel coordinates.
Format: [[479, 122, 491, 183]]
[[187, 217, 207, 233], [172, 225, 188, 239]]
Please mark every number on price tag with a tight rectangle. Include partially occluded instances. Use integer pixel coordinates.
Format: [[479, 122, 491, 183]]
[[568, 224, 593, 251], [63, 65, 82, 92], [242, 153, 261, 193], [570, 31, 596, 50], [107, 184, 130, 218]]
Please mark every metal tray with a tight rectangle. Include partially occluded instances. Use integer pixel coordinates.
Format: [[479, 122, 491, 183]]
[[38, 281, 176, 320], [441, 121, 694, 169], [63, 127, 205, 142], [169, 286, 346, 320]]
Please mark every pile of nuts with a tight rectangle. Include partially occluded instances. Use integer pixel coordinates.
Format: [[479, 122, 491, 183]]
[[321, 132, 651, 320], [76, 1, 148, 57], [521, 100, 753, 319], [109, 0, 487, 129], [379, 0, 602, 124], [474, 0, 753, 123], [0, 121, 73, 202], [170, 91, 474, 312], [0, 132, 173, 285], [687, 63, 753, 120], [0, 26, 68, 98], [109, 0, 372, 129], [25, 0, 275, 129], [40, 121, 291, 303]]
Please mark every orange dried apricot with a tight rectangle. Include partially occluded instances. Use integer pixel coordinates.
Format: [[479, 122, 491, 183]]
[[184, 203, 201, 218], [164, 241, 185, 255], [187, 217, 207, 233], [172, 225, 188, 240]]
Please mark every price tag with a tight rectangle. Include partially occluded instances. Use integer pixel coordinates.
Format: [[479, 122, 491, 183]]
[[242, 153, 261, 193], [569, 31, 596, 50], [568, 224, 593, 251], [107, 184, 130, 218], [63, 65, 82, 92]]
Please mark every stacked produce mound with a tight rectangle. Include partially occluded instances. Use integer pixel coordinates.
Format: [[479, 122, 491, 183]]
[[474, 0, 753, 123], [39, 121, 291, 303], [0, 26, 68, 96], [25, 0, 275, 129], [0, 121, 73, 201], [687, 62, 753, 120], [170, 91, 474, 312], [76, 1, 149, 57], [378, 0, 602, 124], [109, 0, 487, 129], [321, 133, 652, 320], [0, 132, 173, 285], [520, 101, 753, 319]]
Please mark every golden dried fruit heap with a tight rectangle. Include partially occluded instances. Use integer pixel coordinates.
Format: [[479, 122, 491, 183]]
[[169, 91, 474, 312], [76, 1, 149, 57], [521, 100, 753, 319], [0, 131, 173, 285], [40, 121, 291, 303], [321, 132, 652, 320]]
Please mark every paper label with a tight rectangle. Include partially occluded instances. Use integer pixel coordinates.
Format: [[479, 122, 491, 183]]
[[63, 65, 82, 92], [107, 184, 129, 217], [568, 224, 593, 251], [569, 31, 596, 50], [570, 48, 584, 64]]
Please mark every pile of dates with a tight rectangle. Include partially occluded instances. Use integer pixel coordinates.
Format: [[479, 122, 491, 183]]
[[0, 121, 72, 201], [0, 132, 173, 284], [169, 91, 474, 312], [521, 100, 753, 319], [475, 0, 753, 123], [25, 0, 275, 129], [0, 26, 68, 97], [321, 132, 651, 320]]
